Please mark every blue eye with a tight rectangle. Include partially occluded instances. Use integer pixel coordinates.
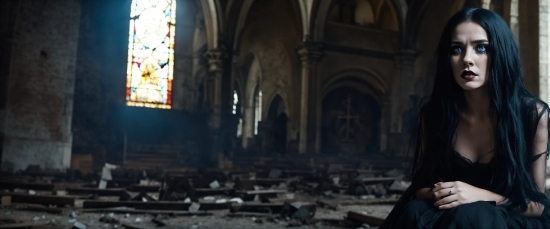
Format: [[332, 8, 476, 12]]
[[476, 44, 488, 53], [451, 46, 462, 55]]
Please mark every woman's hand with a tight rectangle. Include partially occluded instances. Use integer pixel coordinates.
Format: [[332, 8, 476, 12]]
[[432, 181, 490, 209]]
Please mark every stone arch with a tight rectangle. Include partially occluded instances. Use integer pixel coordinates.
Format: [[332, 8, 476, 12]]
[[321, 68, 387, 102], [231, 0, 304, 52], [321, 83, 383, 154], [197, 0, 223, 49], [355, 0, 375, 26], [312, 0, 405, 42], [378, 0, 399, 31]]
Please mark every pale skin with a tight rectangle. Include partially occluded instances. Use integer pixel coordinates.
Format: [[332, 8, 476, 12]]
[[415, 21, 548, 217]]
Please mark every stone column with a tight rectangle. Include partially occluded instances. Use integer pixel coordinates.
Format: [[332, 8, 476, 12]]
[[2, 0, 81, 172], [390, 49, 418, 133], [387, 49, 417, 155], [296, 42, 324, 154], [204, 48, 227, 165]]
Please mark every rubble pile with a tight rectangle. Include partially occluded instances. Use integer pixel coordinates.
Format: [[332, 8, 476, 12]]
[[0, 155, 411, 229]]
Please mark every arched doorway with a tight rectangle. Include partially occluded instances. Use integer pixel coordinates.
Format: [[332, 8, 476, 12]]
[[321, 87, 380, 154], [261, 95, 288, 154]]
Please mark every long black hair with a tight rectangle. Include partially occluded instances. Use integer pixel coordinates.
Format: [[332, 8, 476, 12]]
[[412, 8, 550, 213]]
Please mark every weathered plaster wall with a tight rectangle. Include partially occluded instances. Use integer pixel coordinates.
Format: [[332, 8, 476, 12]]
[[2, 0, 81, 172]]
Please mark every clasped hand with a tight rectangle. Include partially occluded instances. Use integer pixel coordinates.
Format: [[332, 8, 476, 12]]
[[432, 181, 487, 209]]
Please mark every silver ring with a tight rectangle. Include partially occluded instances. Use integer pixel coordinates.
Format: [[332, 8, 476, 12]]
[[449, 190, 452, 195]]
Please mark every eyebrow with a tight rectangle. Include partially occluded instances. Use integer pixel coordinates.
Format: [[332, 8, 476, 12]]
[[451, 39, 489, 44]]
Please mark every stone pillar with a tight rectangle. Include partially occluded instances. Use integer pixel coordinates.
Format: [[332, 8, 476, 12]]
[[519, 0, 539, 95], [387, 49, 417, 154], [389, 49, 418, 133], [2, 0, 81, 172], [296, 42, 324, 154], [204, 48, 227, 165]]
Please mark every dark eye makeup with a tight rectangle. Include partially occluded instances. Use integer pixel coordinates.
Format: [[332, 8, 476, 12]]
[[449, 43, 489, 55]]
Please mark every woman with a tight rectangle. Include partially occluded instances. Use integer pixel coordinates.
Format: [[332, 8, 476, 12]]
[[380, 8, 550, 228]]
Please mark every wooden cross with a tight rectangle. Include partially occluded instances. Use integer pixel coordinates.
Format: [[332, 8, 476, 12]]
[[338, 95, 360, 140]]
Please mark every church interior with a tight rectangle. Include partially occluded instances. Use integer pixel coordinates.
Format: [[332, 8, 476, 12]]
[[1, 0, 549, 228]]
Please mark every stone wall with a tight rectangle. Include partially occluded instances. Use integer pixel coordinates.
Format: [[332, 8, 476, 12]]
[[2, 0, 81, 172]]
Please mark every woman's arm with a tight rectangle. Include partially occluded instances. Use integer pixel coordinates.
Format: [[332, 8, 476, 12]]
[[522, 105, 549, 216]]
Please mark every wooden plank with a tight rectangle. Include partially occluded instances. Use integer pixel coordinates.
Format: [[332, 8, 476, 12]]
[[66, 187, 126, 196], [195, 188, 234, 196], [0, 221, 49, 228], [83, 200, 137, 209], [83, 200, 229, 211], [346, 211, 385, 226], [133, 201, 229, 211], [356, 177, 399, 185], [235, 189, 287, 195], [1, 192, 74, 207], [0, 181, 54, 191], [121, 223, 146, 229], [82, 207, 213, 216], [231, 202, 316, 215], [126, 184, 160, 192], [13, 204, 63, 214]]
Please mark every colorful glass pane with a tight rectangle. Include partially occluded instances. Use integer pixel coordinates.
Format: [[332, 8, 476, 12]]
[[126, 0, 176, 109]]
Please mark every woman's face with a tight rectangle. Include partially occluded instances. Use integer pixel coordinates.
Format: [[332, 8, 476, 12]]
[[450, 21, 490, 91]]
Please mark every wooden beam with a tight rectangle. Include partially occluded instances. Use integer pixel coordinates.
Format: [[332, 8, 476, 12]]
[[1, 192, 74, 207], [66, 187, 126, 196], [83, 200, 229, 211], [13, 204, 63, 214], [126, 184, 160, 192], [231, 202, 316, 215], [0, 181, 54, 191], [82, 208, 213, 216], [0, 221, 49, 228]]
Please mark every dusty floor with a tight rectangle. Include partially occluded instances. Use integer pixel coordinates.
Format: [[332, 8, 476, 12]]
[[1, 192, 395, 229]]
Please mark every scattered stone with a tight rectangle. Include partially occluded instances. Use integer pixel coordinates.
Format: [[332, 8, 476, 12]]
[[389, 180, 411, 193], [135, 217, 142, 223], [188, 202, 200, 213], [268, 169, 282, 178], [229, 197, 243, 204], [28, 190, 36, 195], [70, 211, 78, 218], [72, 221, 87, 229], [209, 180, 220, 189]]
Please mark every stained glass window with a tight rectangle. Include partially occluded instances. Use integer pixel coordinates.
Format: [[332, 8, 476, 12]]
[[126, 0, 176, 109]]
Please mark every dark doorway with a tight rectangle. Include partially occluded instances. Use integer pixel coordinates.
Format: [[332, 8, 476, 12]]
[[261, 95, 287, 154], [321, 86, 380, 154]]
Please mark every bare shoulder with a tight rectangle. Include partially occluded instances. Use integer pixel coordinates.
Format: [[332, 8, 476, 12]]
[[534, 102, 549, 127]]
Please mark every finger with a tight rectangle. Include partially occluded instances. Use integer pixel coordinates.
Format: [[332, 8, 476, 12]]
[[434, 192, 456, 206], [434, 187, 452, 201], [438, 200, 461, 209], [432, 184, 446, 193], [435, 182, 455, 189]]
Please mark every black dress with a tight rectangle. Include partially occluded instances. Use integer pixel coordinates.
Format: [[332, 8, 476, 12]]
[[380, 151, 550, 229]]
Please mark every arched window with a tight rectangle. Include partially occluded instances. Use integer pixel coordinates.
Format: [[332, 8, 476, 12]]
[[253, 86, 262, 135], [126, 0, 176, 109], [232, 90, 239, 115], [233, 89, 243, 137]]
